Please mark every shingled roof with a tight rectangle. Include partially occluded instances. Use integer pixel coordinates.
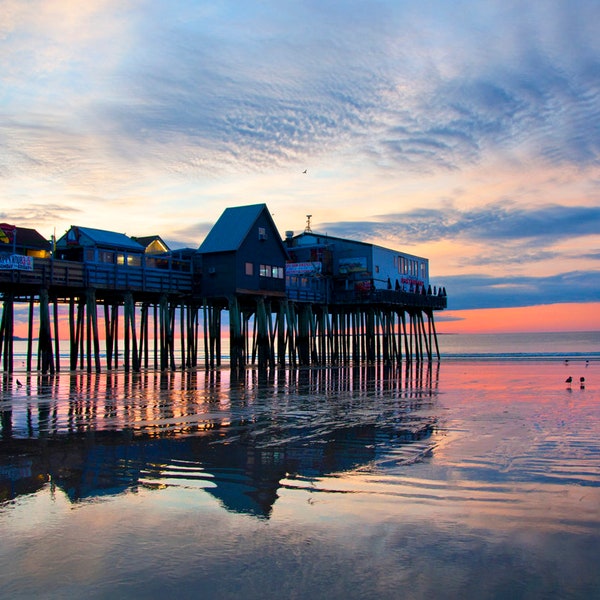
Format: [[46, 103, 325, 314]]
[[60, 226, 144, 252], [0, 224, 51, 250], [198, 204, 275, 254]]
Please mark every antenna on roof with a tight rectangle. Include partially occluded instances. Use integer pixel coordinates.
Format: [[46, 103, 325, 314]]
[[305, 214, 312, 233]]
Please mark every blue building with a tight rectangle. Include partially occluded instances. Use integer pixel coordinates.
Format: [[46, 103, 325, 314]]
[[285, 230, 432, 302], [197, 204, 289, 300]]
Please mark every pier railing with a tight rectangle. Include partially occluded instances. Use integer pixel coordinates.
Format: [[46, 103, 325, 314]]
[[0, 256, 194, 296], [331, 288, 447, 310]]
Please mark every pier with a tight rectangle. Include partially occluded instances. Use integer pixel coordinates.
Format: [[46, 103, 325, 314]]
[[0, 207, 447, 374], [0, 258, 446, 374]]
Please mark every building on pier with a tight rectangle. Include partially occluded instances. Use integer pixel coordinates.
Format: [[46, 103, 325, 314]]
[[285, 230, 440, 302], [0, 223, 51, 260], [55, 226, 146, 265], [131, 234, 171, 255], [197, 203, 289, 300], [0, 203, 447, 374]]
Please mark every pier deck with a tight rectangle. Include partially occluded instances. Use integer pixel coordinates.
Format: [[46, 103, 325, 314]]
[[1, 256, 446, 374]]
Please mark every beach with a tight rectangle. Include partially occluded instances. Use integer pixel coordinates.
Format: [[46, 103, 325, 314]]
[[1, 333, 599, 599]]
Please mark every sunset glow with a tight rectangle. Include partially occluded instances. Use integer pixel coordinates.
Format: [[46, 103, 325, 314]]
[[1, 1, 599, 333]]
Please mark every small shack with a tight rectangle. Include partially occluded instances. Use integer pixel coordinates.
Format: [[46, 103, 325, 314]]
[[197, 204, 288, 300], [131, 235, 170, 255], [55, 226, 145, 265], [0, 223, 51, 258]]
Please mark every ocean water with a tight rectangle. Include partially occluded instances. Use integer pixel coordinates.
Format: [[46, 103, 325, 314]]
[[1, 332, 599, 599], [438, 330, 600, 360]]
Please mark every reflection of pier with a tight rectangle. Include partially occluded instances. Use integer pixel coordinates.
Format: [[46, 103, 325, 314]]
[[0, 364, 439, 517]]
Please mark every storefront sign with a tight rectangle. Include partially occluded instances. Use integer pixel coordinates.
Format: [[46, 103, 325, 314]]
[[0, 254, 34, 271], [338, 256, 367, 274], [286, 261, 322, 276]]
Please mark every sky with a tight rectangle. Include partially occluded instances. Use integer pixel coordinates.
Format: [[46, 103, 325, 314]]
[[1, 0, 599, 333]]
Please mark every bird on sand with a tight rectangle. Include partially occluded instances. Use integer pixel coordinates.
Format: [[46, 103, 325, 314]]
[[565, 376, 572, 385], [16, 379, 23, 387], [580, 376, 585, 384]]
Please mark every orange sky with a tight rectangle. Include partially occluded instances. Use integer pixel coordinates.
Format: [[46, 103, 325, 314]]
[[438, 302, 600, 334]]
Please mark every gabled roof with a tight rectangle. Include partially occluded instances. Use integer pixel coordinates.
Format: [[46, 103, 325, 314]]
[[198, 203, 276, 254], [61, 226, 144, 252], [0, 224, 50, 250], [131, 235, 171, 253]]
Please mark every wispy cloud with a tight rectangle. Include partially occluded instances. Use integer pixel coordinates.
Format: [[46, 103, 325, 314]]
[[1, 0, 599, 323], [321, 203, 600, 245], [3, 1, 598, 177], [442, 270, 600, 309]]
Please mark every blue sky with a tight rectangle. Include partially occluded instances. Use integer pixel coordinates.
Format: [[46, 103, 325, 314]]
[[1, 0, 599, 327]]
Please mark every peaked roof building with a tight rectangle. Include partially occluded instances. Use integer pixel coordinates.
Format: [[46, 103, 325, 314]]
[[0, 223, 51, 256], [197, 203, 289, 299], [198, 204, 284, 254], [57, 226, 144, 252], [131, 235, 171, 254]]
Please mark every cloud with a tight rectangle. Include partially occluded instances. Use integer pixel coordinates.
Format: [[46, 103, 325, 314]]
[[108, 0, 600, 175], [4, 2, 600, 177], [439, 270, 600, 310], [3, 0, 597, 182], [321, 202, 600, 246], [1, 0, 599, 323]]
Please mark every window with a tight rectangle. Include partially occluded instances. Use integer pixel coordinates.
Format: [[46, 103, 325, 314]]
[[259, 264, 284, 278], [245, 262, 253, 276], [258, 227, 267, 240]]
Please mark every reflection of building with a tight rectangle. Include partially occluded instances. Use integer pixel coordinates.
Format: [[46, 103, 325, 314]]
[[1, 364, 441, 516], [0, 419, 436, 518]]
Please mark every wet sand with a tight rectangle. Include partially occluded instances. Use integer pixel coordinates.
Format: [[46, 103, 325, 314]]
[[1, 359, 598, 599]]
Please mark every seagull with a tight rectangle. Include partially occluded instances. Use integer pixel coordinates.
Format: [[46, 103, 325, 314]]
[[16, 379, 23, 387], [302, 169, 307, 174]]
